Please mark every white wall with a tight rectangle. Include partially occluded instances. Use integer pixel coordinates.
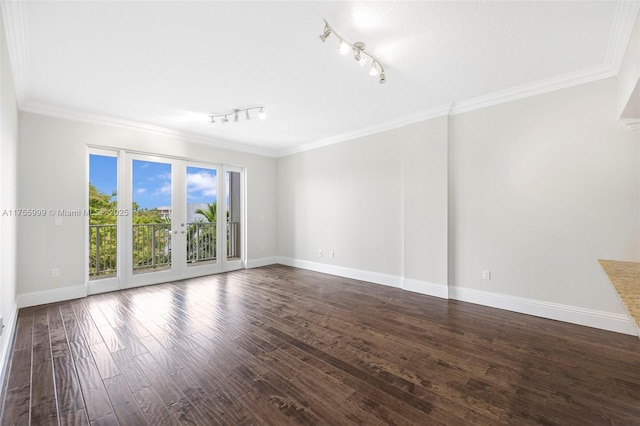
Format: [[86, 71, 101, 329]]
[[449, 77, 638, 312], [0, 7, 18, 388], [278, 77, 639, 335], [17, 112, 277, 300], [402, 118, 448, 290], [277, 118, 448, 293]]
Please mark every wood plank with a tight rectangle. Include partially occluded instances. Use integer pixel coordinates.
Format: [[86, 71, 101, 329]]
[[1, 383, 31, 425], [111, 349, 151, 393], [90, 412, 119, 426], [139, 335, 183, 374], [72, 301, 106, 346], [132, 386, 177, 426], [53, 354, 85, 414], [74, 356, 113, 421], [31, 358, 55, 407], [6, 349, 31, 390], [12, 314, 34, 352], [166, 398, 211, 426], [30, 399, 59, 426], [102, 375, 147, 426], [89, 342, 121, 380], [60, 409, 90, 426]]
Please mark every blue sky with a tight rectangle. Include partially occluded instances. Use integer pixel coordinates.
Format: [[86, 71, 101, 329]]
[[90, 155, 218, 210], [89, 155, 117, 198]]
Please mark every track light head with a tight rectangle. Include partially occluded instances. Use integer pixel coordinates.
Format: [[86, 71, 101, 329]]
[[245, 110, 251, 120], [234, 111, 239, 122], [369, 61, 379, 76], [208, 116, 215, 125], [319, 24, 331, 42], [258, 107, 266, 120], [353, 42, 366, 66], [337, 39, 349, 55], [222, 115, 228, 123], [379, 71, 386, 84]]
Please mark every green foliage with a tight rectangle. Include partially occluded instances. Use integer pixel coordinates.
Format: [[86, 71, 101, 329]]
[[195, 202, 217, 223], [89, 183, 116, 225], [89, 187, 222, 278], [89, 184, 171, 277]]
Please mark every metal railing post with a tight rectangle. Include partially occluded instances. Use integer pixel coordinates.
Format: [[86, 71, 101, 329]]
[[151, 224, 156, 268], [95, 226, 101, 275]]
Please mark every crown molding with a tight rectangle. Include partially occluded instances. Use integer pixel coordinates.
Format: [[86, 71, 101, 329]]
[[1, 0, 28, 105], [607, 0, 640, 75], [450, 1, 639, 116], [275, 104, 451, 158], [449, 63, 616, 115], [21, 102, 278, 158], [620, 118, 640, 130]]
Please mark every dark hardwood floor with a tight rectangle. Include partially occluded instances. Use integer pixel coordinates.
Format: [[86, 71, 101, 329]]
[[1, 264, 639, 425]]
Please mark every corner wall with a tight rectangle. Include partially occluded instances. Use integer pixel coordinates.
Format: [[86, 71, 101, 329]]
[[277, 117, 449, 294], [618, 12, 640, 121], [0, 7, 19, 389]]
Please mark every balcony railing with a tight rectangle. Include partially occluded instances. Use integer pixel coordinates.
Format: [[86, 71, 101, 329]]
[[89, 224, 117, 277], [89, 222, 240, 278]]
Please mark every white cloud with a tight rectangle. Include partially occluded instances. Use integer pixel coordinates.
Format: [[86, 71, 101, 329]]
[[187, 171, 217, 198], [157, 182, 171, 195], [136, 188, 147, 194]]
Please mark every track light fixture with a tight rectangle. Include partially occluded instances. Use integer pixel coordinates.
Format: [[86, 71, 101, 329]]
[[208, 106, 266, 125], [319, 19, 387, 84], [319, 23, 331, 42]]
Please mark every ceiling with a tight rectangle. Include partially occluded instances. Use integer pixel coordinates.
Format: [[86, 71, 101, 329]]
[[2, 1, 639, 157]]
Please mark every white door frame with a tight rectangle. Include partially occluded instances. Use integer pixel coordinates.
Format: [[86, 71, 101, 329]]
[[87, 148, 246, 293]]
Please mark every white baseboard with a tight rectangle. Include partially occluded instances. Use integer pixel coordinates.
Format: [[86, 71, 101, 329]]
[[402, 278, 449, 299], [17, 284, 87, 308], [0, 304, 18, 392], [449, 286, 639, 336], [276, 257, 403, 288], [246, 256, 278, 269], [88, 279, 120, 295]]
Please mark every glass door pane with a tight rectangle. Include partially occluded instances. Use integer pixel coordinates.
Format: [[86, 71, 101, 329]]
[[186, 166, 218, 267], [131, 158, 175, 278], [225, 168, 243, 270], [89, 153, 118, 281]]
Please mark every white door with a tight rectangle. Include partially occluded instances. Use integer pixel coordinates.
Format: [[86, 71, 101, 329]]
[[223, 166, 244, 272], [119, 153, 242, 289], [180, 162, 224, 279], [125, 154, 181, 287]]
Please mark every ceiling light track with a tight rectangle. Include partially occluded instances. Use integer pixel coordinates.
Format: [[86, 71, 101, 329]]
[[208, 106, 265, 125], [319, 19, 386, 84]]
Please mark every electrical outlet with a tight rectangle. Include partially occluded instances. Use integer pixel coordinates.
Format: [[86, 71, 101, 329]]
[[482, 270, 491, 280], [318, 250, 323, 257], [51, 268, 60, 278]]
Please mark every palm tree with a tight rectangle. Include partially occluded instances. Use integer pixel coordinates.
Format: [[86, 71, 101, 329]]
[[195, 202, 217, 223], [190, 202, 218, 262]]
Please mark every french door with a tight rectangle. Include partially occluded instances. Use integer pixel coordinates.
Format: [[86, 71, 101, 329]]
[[88, 150, 244, 291]]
